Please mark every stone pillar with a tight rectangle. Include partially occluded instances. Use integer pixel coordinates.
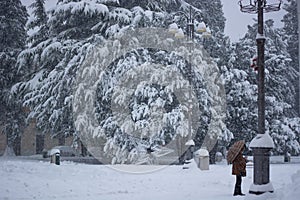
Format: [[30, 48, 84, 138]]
[[44, 134, 59, 150], [249, 134, 274, 195], [65, 136, 74, 146], [21, 121, 37, 156], [252, 148, 272, 185]]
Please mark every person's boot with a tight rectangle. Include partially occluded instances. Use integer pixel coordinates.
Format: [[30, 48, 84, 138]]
[[234, 186, 245, 196], [238, 186, 245, 196], [233, 187, 239, 196], [238, 187, 245, 196]]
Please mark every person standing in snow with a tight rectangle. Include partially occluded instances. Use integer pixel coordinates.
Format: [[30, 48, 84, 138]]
[[232, 146, 247, 196]]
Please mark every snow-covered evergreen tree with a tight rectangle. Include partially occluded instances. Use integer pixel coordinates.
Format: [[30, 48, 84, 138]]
[[90, 46, 216, 163], [16, 0, 49, 78], [118, 0, 178, 12], [222, 57, 258, 146], [16, 0, 111, 141], [0, 0, 27, 52], [282, 0, 299, 115], [27, 0, 49, 47], [271, 117, 300, 155], [282, 0, 298, 72], [218, 35, 256, 152], [15, 0, 174, 148], [0, 0, 28, 154], [0, 0, 28, 84], [15, 0, 232, 162]]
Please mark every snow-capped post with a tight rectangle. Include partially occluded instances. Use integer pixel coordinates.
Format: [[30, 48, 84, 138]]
[[284, 151, 291, 163], [194, 147, 209, 170], [50, 149, 60, 165], [239, 0, 282, 195], [169, 5, 211, 164], [184, 139, 195, 165]]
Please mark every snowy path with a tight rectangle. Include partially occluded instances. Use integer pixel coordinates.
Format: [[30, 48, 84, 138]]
[[0, 157, 299, 200]]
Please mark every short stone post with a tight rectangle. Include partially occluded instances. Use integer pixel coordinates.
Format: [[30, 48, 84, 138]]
[[194, 147, 209, 170]]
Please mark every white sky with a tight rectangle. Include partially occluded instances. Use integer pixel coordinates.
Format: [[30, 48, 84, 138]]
[[21, 0, 287, 42]]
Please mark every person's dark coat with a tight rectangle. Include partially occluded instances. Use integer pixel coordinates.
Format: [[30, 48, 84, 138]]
[[232, 153, 246, 176]]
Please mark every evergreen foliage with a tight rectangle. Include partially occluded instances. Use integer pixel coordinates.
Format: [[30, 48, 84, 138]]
[[0, 0, 28, 152], [13, 0, 233, 162], [92, 48, 215, 163], [282, 0, 298, 70], [27, 0, 49, 47], [282, 0, 299, 115]]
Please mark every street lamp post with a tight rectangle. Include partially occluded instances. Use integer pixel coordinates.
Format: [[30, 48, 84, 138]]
[[238, 0, 282, 195], [179, 6, 200, 147], [169, 6, 210, 162]]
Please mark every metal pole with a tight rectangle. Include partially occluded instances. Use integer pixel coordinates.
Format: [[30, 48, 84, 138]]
[[187, 6, 193, 142], [175, 5, 201, 162], [257, 0, 265, 136], [250, 0, 273, 194]]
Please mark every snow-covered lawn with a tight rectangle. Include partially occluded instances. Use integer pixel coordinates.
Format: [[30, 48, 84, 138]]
[[0, 157, 299, 200]]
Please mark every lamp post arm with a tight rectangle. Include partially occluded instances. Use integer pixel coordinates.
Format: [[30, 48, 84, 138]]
[[193, 13, 202, 21], [176, 11, 189, 21]]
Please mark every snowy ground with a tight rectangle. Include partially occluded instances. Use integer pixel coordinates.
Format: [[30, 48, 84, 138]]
[[0, 157, 299, 200]]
